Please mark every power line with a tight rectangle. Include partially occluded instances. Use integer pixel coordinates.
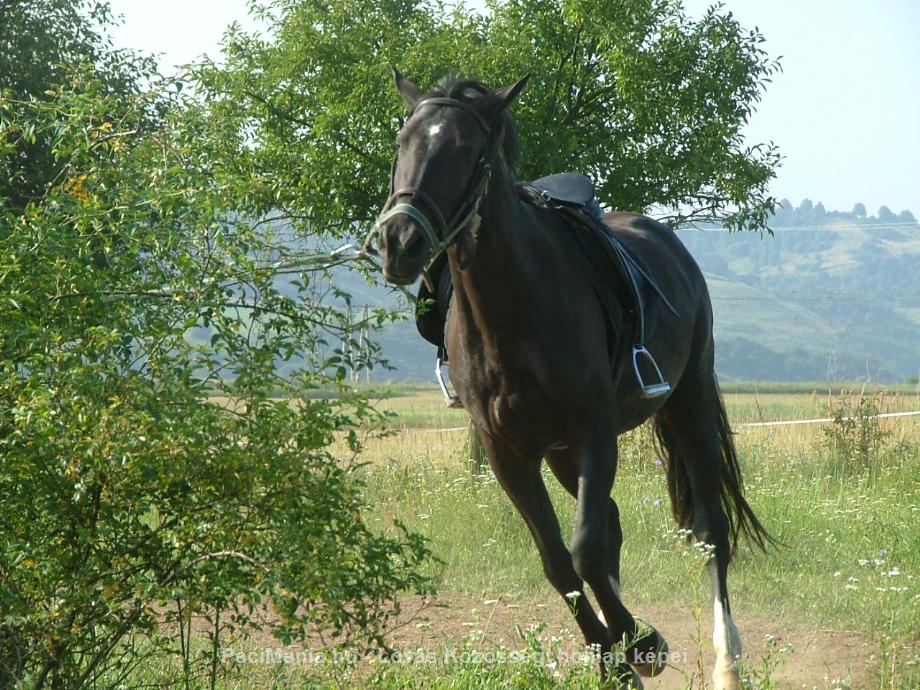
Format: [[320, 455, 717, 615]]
[[680, 221, 920, 232], [710, 296, 920, 304]]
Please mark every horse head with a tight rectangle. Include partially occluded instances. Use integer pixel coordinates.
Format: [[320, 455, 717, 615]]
[[372, 69, 528, 285]]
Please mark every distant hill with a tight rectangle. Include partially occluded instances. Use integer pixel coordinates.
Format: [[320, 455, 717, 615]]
[[288, 201, 920, 384], [677, 222, 920, 381]]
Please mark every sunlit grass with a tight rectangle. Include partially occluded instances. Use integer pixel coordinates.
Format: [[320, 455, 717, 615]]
[[144, 387, 920, 688], [339, 387, 920, 688]]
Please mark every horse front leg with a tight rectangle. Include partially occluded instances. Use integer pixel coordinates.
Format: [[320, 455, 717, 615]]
[[570, 419, 668, 681], [546, 448, 625, 601], [478, 434, 633, 683]]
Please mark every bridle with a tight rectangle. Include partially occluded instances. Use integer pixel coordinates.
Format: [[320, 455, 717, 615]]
[[365, 97, 497, 264]]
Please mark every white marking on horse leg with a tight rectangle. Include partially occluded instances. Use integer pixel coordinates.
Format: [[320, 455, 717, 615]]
[[712, 599, 742, 690]]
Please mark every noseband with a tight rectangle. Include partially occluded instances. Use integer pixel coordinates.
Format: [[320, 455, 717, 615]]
[[368, 97, 496, 261]]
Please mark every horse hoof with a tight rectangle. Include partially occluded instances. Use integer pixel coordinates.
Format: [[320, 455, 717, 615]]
[[620, 669, 644, 690], [604, 663, 644, 690], [628, 670, 644, 690], [712, 667, 741, 690], [625, 619, 668, 677]]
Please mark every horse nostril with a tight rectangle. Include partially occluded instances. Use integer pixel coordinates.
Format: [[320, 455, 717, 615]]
[[404, 227, 427, 255]]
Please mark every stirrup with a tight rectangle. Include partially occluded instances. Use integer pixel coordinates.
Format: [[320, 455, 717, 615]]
[[632, 346, 671, 399], [435, 357, 464, 408]]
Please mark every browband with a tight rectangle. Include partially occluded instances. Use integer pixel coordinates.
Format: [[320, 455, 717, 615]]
[[410, 97, 494, 139]]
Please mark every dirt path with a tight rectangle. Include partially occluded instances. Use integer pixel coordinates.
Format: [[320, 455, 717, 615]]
[[382, 592, 872, 689]]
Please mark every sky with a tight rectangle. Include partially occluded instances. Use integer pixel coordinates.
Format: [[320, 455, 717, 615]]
[[107, 0, 920, 217]]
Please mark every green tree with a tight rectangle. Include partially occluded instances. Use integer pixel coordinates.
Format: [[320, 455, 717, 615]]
[[813, 200, 826, 222], [794, 198, 814, 225], [1, 6, 433, 688], [0, 0, 155, 211], [877, 205, 898, 223], [852, 201, 867, 218], [193, 0, 781, 236], [898, 209, 916, 224]]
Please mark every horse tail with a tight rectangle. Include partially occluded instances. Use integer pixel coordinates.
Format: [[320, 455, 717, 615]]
[[712, 391, 773, 557], [652, 413, 694, 536], [653, 386, 773, 559]]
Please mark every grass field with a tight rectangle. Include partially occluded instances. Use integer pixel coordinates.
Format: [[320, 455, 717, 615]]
[[158, 385, 920, 689], [193, 385, 920, 689]]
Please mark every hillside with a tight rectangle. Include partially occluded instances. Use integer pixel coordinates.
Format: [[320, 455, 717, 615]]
[[677, 224, 920, 381]]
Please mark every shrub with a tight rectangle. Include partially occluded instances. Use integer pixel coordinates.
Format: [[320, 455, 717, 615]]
[[0, 69, 432, 690], [822, 392, 890, 473]]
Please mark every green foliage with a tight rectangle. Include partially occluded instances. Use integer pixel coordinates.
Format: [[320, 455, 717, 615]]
[[0, 0, 157, 212], [822, 393, 891, 473], [193, 0, 781, 235], [0, 32, 432, 690]]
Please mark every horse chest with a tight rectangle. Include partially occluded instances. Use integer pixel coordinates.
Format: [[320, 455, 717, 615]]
[[455, 367, 567, 451]]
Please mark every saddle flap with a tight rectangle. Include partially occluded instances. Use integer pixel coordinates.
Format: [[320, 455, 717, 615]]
[[529, 173, 596, 208]]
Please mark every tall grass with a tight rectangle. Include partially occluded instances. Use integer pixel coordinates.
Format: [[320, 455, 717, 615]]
[[98, 390, 920, 689], [347, 389, 920, 688]]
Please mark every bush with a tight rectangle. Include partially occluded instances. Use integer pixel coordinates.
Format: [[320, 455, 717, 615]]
[[822, 392, 890, 473], [0, 69, 432, 690]]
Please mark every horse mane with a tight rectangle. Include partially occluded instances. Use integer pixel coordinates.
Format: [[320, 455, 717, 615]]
[[430, 73, 521, 176]]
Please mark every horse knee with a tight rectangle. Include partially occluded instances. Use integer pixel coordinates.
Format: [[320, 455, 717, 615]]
[[540, 550, 578, 593], [571, 531, 608, 586]]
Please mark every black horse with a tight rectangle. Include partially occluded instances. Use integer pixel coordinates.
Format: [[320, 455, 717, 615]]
[[372, 69, 770, 689]]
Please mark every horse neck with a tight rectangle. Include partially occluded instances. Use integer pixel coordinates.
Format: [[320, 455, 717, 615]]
[[446, 161, 542, 329]]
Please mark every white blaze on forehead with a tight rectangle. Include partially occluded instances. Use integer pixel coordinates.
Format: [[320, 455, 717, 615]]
[[428, 123, 444, 138]]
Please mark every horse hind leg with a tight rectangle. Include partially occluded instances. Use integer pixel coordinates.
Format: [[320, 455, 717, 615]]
[[655, 364, 767, 690]]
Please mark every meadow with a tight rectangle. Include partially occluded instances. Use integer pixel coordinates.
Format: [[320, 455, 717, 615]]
[[203, 385, 920, 689]]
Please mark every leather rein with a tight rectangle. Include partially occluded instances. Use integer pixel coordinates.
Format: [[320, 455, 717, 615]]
[[365, 97, 497, 264]]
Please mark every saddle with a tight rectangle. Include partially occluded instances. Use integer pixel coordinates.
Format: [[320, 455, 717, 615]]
[[417, 173, 676, 403]]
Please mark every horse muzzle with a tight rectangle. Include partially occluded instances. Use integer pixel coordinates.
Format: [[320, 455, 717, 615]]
[[376, 217, 430, 285]]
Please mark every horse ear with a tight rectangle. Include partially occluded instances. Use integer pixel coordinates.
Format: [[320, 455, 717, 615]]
[[477, 74, 530, 116], [392, 66, 424, 109], [495, 74, 530, 107]]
